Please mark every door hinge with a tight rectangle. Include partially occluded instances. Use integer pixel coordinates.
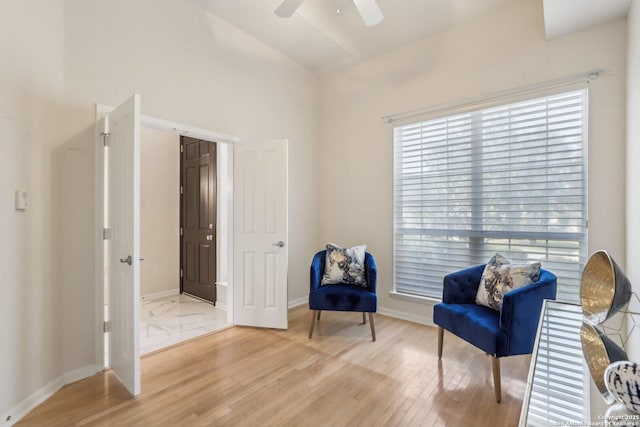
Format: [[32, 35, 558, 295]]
[[102, 228, 110, 240], [101, 116, 110, 146], [180, 144, 184, 153], [103, 321, 112, 333], [180, 269, 184, 278], [180, 227, 183, 237], [180, 185, 183, 195], [101, 116, 110, 135]]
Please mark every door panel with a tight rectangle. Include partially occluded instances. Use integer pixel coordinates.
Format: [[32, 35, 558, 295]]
[[265, 253, 277, 308], [106, 95, 141, 396], [181, 136, 216, 304], [233, 140, 288, 329]]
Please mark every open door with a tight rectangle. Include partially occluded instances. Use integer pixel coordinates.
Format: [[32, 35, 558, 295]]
[[106, 95, 141, 396], [233, 139, 288, 329]]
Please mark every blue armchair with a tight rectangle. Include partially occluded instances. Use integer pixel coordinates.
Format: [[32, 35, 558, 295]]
[[308, 250, 378, 341], [433, 264, 557, 402]]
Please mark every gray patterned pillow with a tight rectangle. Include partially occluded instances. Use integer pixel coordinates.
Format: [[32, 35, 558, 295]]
[[475, 253, 541, 311], [321, 243, 367, 287]]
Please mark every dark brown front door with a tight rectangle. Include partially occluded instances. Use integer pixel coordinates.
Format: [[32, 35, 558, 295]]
[[180, 136, 216, 304]]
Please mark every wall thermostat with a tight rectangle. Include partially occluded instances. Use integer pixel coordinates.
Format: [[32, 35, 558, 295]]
[[15, 190, 28, 211]]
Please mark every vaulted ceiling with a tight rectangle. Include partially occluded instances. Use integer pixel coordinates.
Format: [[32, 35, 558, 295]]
[[193, 0, 632, 73]]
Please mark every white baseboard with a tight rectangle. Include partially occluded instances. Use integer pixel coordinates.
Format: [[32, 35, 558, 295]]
[[2, 364, 97, 426], [288, 296, 308, 309], [1, 377, 63, 427], [377, 306, 436, 327], [141, 289, 179, 300], [63, 364, 100, 385]]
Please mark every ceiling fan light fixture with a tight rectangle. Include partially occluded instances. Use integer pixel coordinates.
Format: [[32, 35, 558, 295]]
[[275, 0, 384, 26]]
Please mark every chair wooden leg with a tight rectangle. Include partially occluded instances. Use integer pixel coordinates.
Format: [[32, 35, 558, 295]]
[[437, 327, 444, 360], [316, 311, 321, 321], [309, 310, 318, 339], [361, 312, 366, 325], [491, 356, 502, 403], [368, 313, 376, 341]]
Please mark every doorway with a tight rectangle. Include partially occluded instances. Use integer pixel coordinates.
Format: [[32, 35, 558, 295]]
[[96, 98, 289, 396], [138, 129, 228, 355]]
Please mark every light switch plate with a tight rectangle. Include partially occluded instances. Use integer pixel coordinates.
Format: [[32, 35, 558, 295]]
[[15, 190, 28, 211]]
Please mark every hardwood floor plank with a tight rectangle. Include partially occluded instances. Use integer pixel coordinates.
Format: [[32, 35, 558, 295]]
[[17, 306, 529, 426]]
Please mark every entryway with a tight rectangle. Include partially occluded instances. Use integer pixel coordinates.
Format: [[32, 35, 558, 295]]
[[138, 128, 227, 355]]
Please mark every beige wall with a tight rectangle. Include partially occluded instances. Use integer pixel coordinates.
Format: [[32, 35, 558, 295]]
[[0, 0, 66, 420], [318, 0, 628, 324], [626, 0, 639, 360], [140, 128, 180, 297]]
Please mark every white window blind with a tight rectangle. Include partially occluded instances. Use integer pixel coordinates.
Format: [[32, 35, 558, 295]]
[[393, 89, 588, 302]]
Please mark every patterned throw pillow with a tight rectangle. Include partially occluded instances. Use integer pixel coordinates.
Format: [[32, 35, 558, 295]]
[[475, 253, 541, 311], [321, 243, 367, 287]]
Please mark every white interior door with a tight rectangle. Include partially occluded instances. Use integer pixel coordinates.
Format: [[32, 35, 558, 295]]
[[233, 139, 288, 329], [107, 95, 141, 395]]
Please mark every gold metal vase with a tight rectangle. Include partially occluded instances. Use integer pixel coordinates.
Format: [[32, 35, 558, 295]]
[[580, 322, 628, 404], [580, 250, 632, 325]]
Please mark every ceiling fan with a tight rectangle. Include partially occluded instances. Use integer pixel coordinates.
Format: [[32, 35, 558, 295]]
[[275, 0, 384, 27]]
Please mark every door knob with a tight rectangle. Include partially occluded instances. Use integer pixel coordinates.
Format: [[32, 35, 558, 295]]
[[120, 255, 133, 266], [272, 241, 285, 248]]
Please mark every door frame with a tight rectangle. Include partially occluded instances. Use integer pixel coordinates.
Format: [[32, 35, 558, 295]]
[[94, 104, 239, 370]]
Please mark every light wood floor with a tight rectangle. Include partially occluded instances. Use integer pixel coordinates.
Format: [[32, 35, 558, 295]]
[[18, 306, 530, 426]]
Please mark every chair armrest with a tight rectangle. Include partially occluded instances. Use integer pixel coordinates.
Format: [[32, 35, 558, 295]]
[[365, 252, 377, 293], [499, 269, 557, 354], [310, 251, 325, 292], [442, 264, 485, 304]]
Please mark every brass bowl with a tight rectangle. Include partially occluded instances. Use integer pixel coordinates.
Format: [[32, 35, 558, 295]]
[[580, 250, 631, 325], [580, 322, 628, 404]]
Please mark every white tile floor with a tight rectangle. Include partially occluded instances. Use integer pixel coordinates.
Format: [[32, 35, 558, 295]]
[[140, 294, 231, 355]]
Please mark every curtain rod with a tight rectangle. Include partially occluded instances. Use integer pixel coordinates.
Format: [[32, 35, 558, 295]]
[[382, 68, 604, 125]]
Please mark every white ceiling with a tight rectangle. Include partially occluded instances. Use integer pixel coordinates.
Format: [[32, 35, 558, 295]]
[[194, 0, 526, 72], [543, 0, 632, 39], [193, 0, 632, 73]]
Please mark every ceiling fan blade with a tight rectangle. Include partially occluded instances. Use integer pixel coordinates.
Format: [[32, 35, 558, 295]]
[[275, 0, 305, 18], [353, 0, 383, 27]]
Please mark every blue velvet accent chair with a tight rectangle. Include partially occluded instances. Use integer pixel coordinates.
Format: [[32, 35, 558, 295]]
[[308, 250, 378, 341], [433, 264, 557, 402]]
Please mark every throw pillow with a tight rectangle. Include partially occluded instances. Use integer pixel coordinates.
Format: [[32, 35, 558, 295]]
[[321, 243, 367, 287], [475, 254, 541, 311]]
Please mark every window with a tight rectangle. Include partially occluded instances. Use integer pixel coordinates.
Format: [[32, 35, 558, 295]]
[[393, 88, 588, 303]]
